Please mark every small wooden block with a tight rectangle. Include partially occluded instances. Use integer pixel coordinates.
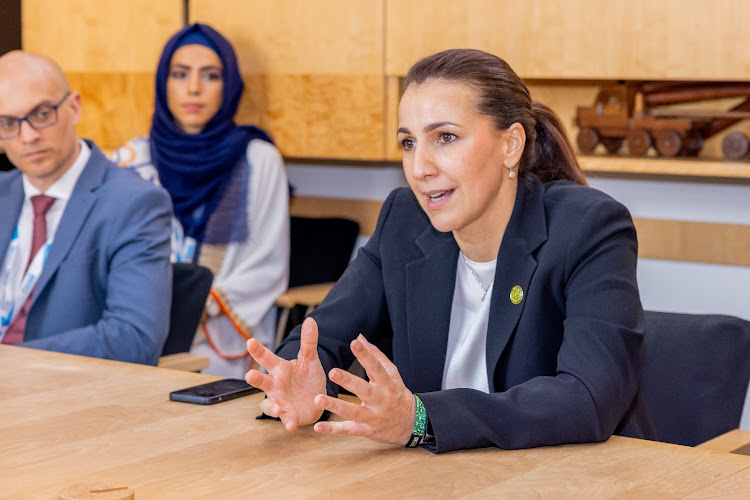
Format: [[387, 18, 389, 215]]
[[58, 484, 134, 500], [157, 352, 210, 372]]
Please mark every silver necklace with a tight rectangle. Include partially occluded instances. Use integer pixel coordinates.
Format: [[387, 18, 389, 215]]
[[462, 254, 493, 301]]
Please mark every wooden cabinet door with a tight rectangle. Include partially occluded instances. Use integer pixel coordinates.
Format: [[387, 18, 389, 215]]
[[22, 0, 184, 151], [386, 0, 750, 81], [191, 0, 385, 160]]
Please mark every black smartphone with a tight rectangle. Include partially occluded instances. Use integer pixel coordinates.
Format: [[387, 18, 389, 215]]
[[169, 378, 260, 405]]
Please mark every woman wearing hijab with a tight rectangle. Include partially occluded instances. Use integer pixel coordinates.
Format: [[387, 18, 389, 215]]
[[112, 23, 289, 378]]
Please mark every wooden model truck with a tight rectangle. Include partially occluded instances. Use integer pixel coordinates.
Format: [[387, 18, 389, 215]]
[[575, 82, 750, 159]]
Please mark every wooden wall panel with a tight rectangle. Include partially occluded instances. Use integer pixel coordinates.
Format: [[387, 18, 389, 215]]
[[65, 73, 155, 152], [191, 0, 382, 75], [634, 218, 750, 267], [386, 0, 750, 80], [384, 76, 403, 161], [238, 74, 384, 160], [22, 0, 182, 72], [581, 156, 750, 180], [22, 0, 183, 150], [190, 0, 385, 160]]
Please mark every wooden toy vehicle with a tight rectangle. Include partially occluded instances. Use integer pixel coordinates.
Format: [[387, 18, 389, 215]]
[[722, 129, 750, 160], [575, 82, 750, 159]]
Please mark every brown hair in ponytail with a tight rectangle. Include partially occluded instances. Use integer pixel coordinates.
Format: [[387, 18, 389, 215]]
[[403, 49, 587, 186]]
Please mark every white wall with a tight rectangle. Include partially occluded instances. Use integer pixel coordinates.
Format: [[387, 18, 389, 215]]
[[287, 163, 408, 201], [287, 162, 750, 321]]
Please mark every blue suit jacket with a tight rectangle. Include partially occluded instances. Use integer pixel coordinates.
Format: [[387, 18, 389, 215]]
[[279, 172, 655, 452], [0, 141, 173, 365]]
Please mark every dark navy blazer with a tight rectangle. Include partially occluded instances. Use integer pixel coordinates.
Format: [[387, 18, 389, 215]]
[[0, 141, 173, 365], [279, 172, 654, 452]]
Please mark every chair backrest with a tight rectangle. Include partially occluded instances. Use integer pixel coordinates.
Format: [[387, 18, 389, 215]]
[[636, 310, 750, 446], [161, 263, 214, 356], [0, 153, 15, 172], [288, 216, 360, 288]]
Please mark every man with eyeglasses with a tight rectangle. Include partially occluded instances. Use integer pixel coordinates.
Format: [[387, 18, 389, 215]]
[[0, 50, 173, 365]]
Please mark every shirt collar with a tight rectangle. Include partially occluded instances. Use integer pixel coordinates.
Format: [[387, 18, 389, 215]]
[[22, 139, 91, 201]]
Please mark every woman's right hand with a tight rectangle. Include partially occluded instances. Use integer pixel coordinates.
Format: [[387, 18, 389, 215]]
[[245, 317, 327, 431]]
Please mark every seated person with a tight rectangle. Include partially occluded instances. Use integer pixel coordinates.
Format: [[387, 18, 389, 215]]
[[245, 49, 655, 452], [111, 24, 289, 378], [0, 51, 172, 365]]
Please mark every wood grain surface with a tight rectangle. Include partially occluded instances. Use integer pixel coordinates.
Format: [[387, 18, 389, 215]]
[[65, 72, 154, 151], [21, 0, 182, 150], [190, 0, 383, 75], [22, 0, 181, 72], [580, 155, 750, 180], [3, 346, 750, 499], [385, 0, 750, 81], [191, 0, 386, 160], [238, 74, 385, 160], [634, 218, 750, 267]]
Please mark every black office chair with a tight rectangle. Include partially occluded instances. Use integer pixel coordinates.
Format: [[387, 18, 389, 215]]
[[274, 216, 360, 347], [158, 263, 214, 371], [634, 310, 750, 446], [0, 152, 15, 172]]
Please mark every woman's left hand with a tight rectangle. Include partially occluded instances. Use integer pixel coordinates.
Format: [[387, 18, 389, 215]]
[[312, 334, 416, 445]]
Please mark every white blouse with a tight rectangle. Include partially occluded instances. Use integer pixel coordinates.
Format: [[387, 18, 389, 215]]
[[111, 137, 290, 378], [442, 252, 496, 393]]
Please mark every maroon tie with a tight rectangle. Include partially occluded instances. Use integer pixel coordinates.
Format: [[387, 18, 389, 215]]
[[2, 195, 56, 345]]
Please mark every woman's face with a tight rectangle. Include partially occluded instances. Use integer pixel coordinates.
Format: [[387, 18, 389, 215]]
[[397, 80, 522, 243], [166, 44, 223, 134]]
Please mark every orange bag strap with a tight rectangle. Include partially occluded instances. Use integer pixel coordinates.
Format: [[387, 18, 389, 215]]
[[201, 289, 256, 369]]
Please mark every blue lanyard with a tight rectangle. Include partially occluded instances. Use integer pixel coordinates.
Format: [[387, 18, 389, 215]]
[[0, 227, 52, 340], [171, 217, 196, 263]]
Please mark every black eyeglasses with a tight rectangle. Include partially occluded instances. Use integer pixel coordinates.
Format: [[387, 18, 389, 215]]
[[0, 92, 71, 140]]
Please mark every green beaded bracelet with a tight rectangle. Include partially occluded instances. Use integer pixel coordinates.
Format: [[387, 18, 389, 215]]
[[405, 394, 427, 448]]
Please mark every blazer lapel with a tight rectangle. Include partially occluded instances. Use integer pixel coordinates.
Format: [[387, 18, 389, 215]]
[[33, 145, 107, 301], [405, 227, 459, 393], [0, 173, 24, 263], [485, 175, 548, 391]]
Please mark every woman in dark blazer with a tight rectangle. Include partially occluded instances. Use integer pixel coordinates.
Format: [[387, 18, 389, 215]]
[[246, 49, 654, 453]]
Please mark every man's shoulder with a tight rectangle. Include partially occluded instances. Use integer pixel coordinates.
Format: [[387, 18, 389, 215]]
[[85, 146, 169, 206], [103, 165, 169, 202], [0, 168, 22, 185]]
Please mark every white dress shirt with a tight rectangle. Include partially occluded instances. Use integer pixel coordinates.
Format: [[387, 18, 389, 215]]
[[11, 140, 90, 285]]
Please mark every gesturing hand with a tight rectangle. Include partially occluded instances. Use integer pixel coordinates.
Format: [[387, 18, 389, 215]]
[[245, 317, 327, 431], [312, 334, 416, 446]]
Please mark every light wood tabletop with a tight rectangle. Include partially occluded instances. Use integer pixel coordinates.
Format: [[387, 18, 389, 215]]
[[3, 345, 750, 499]]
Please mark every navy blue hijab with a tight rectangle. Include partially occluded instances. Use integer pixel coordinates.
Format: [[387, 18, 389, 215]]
[[150, 23, 273, 244]]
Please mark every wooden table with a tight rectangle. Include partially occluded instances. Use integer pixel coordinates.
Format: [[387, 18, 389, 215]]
[[4, 346, 750, 499]]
